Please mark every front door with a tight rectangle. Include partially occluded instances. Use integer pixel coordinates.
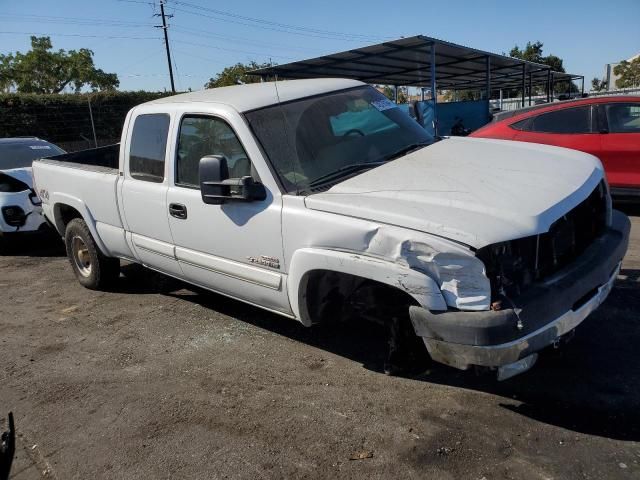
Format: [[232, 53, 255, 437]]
[[598, 102, 640, 189], [166, 113, 289, 314]]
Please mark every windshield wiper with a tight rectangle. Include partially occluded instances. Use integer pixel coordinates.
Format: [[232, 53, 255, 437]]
[[307, 161, 386, 189], [384, 142, 430, 162]]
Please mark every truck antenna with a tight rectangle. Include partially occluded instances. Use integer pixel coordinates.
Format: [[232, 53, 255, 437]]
[[272, 67, 300, 193]]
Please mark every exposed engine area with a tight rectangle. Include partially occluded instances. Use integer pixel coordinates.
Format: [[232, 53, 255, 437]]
[[476, 181, 608, 301]]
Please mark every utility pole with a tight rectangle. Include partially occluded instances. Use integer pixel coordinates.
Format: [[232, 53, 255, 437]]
[[154, 0, 175, 93]]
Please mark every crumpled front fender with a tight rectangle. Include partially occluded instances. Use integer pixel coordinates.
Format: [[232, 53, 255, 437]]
[[287, 247, 447, 326]]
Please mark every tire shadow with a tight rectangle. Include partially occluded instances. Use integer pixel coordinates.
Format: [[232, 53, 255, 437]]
[[94, 264, 640, 442], [0, 230, 65, 257], [128, 264, 640, 442], [614, 202, 640, 217]]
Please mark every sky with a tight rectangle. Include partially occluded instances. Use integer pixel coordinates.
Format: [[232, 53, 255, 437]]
[[0, 0, 638, 93]]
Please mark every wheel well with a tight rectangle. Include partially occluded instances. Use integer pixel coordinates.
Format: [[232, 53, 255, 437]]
[[301, 269, 418, 326], [54, 204, 83, 234]]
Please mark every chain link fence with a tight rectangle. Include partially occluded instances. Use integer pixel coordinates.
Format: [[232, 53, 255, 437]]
[[0, 91, 175, 152], [492, 87, 640, 112]]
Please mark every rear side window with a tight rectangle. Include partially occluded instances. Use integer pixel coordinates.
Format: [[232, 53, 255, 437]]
[[129, 114, 170, 183], [528, 106, 593, 134], [510, 117, 532, 131], [605, 103, 640, 133]]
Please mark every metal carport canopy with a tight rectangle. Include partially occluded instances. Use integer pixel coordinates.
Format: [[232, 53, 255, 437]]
[[251, 35, 581, 91]]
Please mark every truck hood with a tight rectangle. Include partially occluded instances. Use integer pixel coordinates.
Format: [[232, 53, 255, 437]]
[[1, 167, 34, 188], [304, 137, 604, 248]]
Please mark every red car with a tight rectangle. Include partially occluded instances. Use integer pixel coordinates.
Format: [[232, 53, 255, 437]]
[[471, 96, 640, 200]]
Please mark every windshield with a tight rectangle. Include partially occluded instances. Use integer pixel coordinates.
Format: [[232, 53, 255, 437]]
[[0, 141, 64, 169], [245, 86, 433, 193]]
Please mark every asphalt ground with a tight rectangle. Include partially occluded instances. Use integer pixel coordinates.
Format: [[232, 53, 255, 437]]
[[1, 206, 639, 479]]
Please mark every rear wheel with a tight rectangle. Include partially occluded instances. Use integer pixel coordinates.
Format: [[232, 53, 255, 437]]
[[64, 218, 119, 289]]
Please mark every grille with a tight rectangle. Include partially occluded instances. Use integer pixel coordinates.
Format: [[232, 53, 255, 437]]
[[476, 181, 608, 300]]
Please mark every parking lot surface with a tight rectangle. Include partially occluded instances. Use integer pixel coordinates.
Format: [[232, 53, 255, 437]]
[[1, 209, 639, 479]]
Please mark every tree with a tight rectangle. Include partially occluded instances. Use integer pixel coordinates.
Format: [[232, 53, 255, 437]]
[[613, 57, 640, 89], [397, 87, 408, 103], [0, 36, 118, 93], [509, 41, 564, 72], [0, 54, 13, 92], [443, 90, 476, 102], [204, 61, 273, 89], [380, 85, 394, 100], [591, 77, 608, 92], [508, 41, 577, 96]]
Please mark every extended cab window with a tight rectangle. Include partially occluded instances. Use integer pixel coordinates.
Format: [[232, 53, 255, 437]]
[[528, 106, 593, 134], [605, 103, 640, 133], [176, 116, 253, 188], [129, 114, 170, 183]]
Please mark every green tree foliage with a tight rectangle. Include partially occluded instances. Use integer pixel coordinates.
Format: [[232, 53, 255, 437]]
[[0, 90, 171, 147], [381, 85, 394, 100], [507, 41, 577, 95], [204, 61, 273, 88], [613, 57, 640, 88], [591, 77, 608, 92], [509, 41, 565, 72], [397, 87, 408, 104], [0, 36, 119, 94], [443, 90, 477, 102]]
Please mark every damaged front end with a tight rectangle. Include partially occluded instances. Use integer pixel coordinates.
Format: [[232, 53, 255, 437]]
[[409, 182, 630, 379]]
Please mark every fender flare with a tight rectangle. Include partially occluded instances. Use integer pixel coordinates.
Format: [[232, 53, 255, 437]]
[[287, 247, 447, 326], [50, 193, 111, 256]]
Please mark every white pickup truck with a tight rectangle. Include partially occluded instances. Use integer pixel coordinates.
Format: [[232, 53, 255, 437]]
[[33, 79, 630, 379]]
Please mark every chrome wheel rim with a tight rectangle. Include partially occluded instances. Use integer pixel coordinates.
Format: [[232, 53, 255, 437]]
[[71, 236, 92, 277]]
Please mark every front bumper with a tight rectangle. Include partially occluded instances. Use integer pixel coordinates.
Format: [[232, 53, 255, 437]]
[[0, 190, 46, 234], [611, 186, 640, 203], [410, 210, 630, 372]]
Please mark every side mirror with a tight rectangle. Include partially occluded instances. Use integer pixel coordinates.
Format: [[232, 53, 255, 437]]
[[199, 155, 266, 205]]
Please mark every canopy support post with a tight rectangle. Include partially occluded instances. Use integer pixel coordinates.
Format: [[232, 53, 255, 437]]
[[521, 63, 526, 107], [528, 72, 532, 106], [485, 55, 491, 118], [430, 42, 437, 136], [546, 69, 551, 103]]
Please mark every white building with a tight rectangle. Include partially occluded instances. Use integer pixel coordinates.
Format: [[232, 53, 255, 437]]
[[604, 53, 640, 90]]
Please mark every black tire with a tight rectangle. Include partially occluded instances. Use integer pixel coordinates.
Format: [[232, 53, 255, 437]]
[[64, 218, 119, 289]]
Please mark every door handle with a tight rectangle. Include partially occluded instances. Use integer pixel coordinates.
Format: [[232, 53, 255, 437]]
[[169, 203, 187, 219]]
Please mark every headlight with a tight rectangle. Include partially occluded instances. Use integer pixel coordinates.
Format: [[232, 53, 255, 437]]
[[432, 252, 491, 311]]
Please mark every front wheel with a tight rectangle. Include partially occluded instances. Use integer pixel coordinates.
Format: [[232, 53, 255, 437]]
[[64, 218, 119, 289]]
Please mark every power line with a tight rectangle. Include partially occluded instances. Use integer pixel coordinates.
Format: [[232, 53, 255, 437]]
[[0, 31, 162, 40], [170, 39, 297, 61], [169, 5, 390, 42], [170, 24, 329, 55], [0, 14, 154, 28], [171, 0, 392, 41], [115, 0, 155, 4]]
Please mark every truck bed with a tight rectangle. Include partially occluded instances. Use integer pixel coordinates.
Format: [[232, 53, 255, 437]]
[[44, 144, 120, 172], [33, 146, 125, 256]]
